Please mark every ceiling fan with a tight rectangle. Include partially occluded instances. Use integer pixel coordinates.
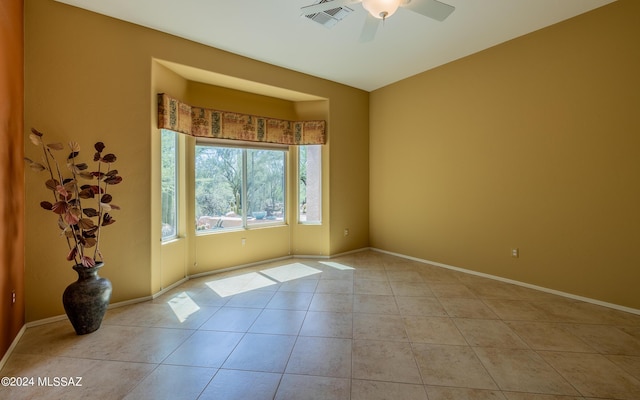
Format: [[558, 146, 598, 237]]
[[301, 0, 455, 42]]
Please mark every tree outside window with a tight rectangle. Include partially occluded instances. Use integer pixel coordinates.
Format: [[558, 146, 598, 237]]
[[195, 144, 286, 231], [161, 130, 178, 240]]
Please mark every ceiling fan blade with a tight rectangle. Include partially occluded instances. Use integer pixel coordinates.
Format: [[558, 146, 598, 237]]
[[359, 13, 380, 42], [403, 0, 455, 21], [301, 0, 360, 16]]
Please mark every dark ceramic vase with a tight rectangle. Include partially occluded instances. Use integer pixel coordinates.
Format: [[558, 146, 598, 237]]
[[62, 263, 112, 335]]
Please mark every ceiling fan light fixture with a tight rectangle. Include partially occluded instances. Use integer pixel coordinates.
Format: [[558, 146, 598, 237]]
[[362, 0, 402, 20]]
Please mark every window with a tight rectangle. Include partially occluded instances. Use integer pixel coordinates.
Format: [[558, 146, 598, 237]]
[[161, 129, 178, 240], [195, 143, 286, 232], [299, 145, 322, 223]]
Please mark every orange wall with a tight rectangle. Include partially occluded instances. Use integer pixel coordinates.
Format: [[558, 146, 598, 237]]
[[0, 0, 25, 358], [370, 0, 640, 309]]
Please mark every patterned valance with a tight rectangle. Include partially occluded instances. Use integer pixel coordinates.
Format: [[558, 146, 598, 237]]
[[158, 93, 326, 145]]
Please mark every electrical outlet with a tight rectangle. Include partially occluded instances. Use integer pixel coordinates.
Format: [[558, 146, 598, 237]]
[[344, 228, 349, 237], [511, 248, 519, 258], [241, 238, 246, 247], [11, 290, 16, 304]]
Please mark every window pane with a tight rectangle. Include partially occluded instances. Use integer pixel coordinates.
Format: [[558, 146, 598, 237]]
[[195, 146, 243, 231], [247, 149, 285, 226], [161, 130, 178, 240], [299, 145, 322, 223]]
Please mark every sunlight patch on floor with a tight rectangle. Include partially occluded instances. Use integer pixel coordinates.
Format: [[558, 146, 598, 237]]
[[319, 261, 355, 270], [167, 292, 201, 323], [206, 272, 278, 297], [261, 263, 322, 282]]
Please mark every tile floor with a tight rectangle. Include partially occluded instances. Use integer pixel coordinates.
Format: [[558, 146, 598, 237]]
[[2, 250, 640, 399]]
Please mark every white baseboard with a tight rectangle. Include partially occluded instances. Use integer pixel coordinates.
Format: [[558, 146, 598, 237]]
[[25, 295, 155, 330], [0, 325, 26, 372], [371, 247, 640, 316], [152, 277, 189, 299], [326, 247, 371, 258], [188, 255, 295, 280]]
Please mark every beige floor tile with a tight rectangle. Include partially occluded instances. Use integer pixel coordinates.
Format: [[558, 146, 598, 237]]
[[316, 267, 355, 280], [162, 330, 243, 367], [222, 333, 296, 373], [354, 279, 394, 295], [353, 313, 408, 341], [389, 280, 434, 297], [506, 287, 570, 302], [248, 309, 306, 335], [469, 282, 526, 300], [285, 336, 352, 378], [299, 311, 353, 338], [607, 355, 640, 380], [425, 386, 507, 400], [351, 379, 428, 400], [104, 302, 171, 326], [620, 326, 640, 340], [105, 301, 219, 330], [204, 271, 280, 298], [184, 286, 232, 307], [6, 250, 640, 400], [383, 259, 423, 271], [473, 347, 578, 395], [483, 299, 552, 321], [309, 293, 353, 313], [275, 374, 350, 400], [198, 369, 281, 400], [413, 343, 498, 390], [561, 324, 640, 355], [199, 306, 262, 332], [403, 316, 467, 345], [265, 291, 314, 310], [396, 296, 448, 316], [65, 358, 157, 400], [17, 323, 193, 364], [12, 320, 84, 357], [439, 297, 499, 319], [352, 340, 422, 384], [385, 270, 424, 282], [428, 282, 477, 298], [541, 351, 640, 399], [537, 301, 640, 326], [81, 325, 193, 363], [224, 290, 275, 308], [454, 319, 528, 349], [354, 294, 399, 314], [277, 278, 319, 293], [315, 279, 354, 294], [354, 269, 388, 281], [505, 321, 594, 352], [0, 353, 156, 400], [502, 393, 584, 400], [122, 364, 216, 400], [418, 266, 463, 283], [260, 263, 323, 283]]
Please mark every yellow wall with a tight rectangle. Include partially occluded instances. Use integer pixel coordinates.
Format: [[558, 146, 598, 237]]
[[370, 0, 640, 309], [24, 0, 369, 321], [25, 0, 637, 322]]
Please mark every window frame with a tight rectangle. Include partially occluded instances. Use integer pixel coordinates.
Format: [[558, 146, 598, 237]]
[[298, 144, 322, 225], [195, 139, 288, 234], [160, 129, 179, 242]]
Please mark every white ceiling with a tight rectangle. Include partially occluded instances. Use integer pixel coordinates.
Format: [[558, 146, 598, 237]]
[[54, 0, 616, 92]]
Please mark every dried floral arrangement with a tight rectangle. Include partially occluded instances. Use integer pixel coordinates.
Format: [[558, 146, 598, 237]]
[[25, 128, 123, 268]]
